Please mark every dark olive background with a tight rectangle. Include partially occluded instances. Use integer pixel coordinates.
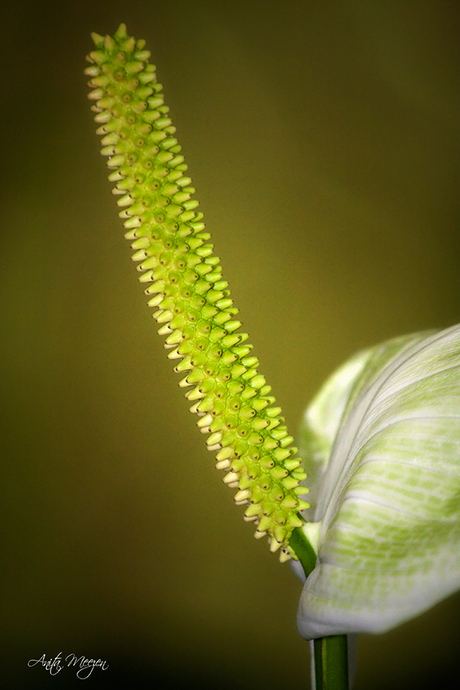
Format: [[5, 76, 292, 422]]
[[1, 1, 459, 688]]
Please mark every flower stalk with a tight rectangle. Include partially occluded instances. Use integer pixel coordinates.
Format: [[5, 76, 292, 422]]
[[85, 24, 352, 689]]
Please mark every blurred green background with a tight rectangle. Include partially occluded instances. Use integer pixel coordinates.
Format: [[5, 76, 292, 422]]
[[1, 0, 459, 687]]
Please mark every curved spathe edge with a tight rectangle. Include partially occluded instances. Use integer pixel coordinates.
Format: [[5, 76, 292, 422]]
[[297, 324, 460, 639]]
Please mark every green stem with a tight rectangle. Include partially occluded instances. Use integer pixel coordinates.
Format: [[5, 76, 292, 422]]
[[313, 636, 348, 690], [289, 526, 317, 577], [289, 528, 349, 690]]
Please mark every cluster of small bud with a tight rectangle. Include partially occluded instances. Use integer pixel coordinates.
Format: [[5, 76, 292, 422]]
[[86, 24, 309, 560]]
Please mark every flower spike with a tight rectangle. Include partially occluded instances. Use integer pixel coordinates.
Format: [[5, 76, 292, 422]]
[[85, 25, 311, 560]]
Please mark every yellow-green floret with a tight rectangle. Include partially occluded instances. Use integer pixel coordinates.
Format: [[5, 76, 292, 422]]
[[85, 23, 309, 560]]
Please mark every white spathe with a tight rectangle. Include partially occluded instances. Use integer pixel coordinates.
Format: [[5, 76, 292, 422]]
[[297, 324, 460, 639]]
